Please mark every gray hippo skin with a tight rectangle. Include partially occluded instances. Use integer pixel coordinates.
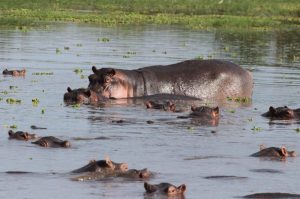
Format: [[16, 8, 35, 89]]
[[251, 145, 296, 159], [242, 192, 300, 198], [144, 100, 176, 112], [144, 182, 186, 196], [72, 168, 151, 181], [71, 157, 128, 173], [89, 59, 253, 101], [8, 130, 38, 141], [262, 106, 300, 120], [64, 87, 100, 105], [31, 136, 70, 148]]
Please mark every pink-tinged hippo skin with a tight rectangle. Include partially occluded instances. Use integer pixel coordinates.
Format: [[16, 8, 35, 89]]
[[251, 145, 296, 160], [71, 157, 128, 173], [144, 182, 186, 196], [2, 69, 26, 76], [262, 106, 300, 120], [8, 130, 38, 141], [31, 136, 71, 148], [89, 59, 253, 101]]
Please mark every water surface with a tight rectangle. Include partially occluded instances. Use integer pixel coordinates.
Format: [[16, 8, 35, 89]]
[[0, 24, 300, 199]]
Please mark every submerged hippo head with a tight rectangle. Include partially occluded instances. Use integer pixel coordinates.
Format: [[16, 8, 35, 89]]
[[64, 87, 99, 105], [3, 69, 26, 76], [119, 168, 151, 179], [72, 156, 128, 173], [145, 100, 176, 112], [8, 130, 37, 141], [31, 136, 71, 148], [144, 182, 186, 196], [262, 106, 298, 120], [190, 106, 219, 118], [88, 66, 136, 99], [251, 145, 296, 159]]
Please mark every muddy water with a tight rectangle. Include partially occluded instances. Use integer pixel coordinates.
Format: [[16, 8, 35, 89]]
[[0, 24, 300, 199]]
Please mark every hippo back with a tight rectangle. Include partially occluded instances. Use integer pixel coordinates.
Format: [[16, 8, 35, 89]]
[[137, 59, 253, 100]]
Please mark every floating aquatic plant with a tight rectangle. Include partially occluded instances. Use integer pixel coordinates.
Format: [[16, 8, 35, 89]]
[[6, 98, 21, 104]]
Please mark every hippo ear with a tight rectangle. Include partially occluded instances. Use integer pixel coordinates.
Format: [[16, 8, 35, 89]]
[[23, 132, 29, 140], [8, 130, 13, 136], [84, 90, 91, 97], [213, 107, 219, 114], [259, 144, 265, 151], [105, 156, 115, 169], [177, 184, 187, 193], [281, 146, 288, 157], [191, 105, 196, 112], [284, 106, 288, 108], [67, 87, 72, 92], [92, 66, 97, 74], [269, 106, 276, 114]]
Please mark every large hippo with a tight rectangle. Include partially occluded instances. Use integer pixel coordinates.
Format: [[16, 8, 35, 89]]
[[31, 136, 71, 148], [89, 59, 253, 101]]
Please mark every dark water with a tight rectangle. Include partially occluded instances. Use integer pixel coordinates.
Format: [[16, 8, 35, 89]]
[[0, 24, 300, 199]]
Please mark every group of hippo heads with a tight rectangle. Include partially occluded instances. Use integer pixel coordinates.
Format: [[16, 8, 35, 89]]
[[2, 69, 26, 76], [8, 130, 71, 148]]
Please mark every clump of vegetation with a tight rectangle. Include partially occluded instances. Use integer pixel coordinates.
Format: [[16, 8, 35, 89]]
[[251, 126, 262, 132], [227, 96, 251, 103], [98, 37, 110, 42], [32, 72, 54, 75], [32, 98, 40, 106], [6, 98, 21, 104], [0, 0, 299, 30], [74, 68, 83, 74], [72, 103, 81, 108]]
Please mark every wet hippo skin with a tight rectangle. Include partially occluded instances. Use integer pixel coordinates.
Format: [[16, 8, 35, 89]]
[[8, 130, 37, 141], [2, 69, 26, 76], [31, 136, 70, 148], [262, 106, 300, 120], [89, 59, 253, 101], [144, 182, 186, 196], [71, 157, 128, 173], [251, 145, 296, 159]]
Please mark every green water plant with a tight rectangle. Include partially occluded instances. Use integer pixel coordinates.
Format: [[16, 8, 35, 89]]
[[6, 98, 21, 104]]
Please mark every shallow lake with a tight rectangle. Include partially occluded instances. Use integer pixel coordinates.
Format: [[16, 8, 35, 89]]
[[0, 24, 300, 199]]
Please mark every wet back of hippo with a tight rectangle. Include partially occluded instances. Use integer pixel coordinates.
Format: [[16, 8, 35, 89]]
[[138, 59, 253, 101]]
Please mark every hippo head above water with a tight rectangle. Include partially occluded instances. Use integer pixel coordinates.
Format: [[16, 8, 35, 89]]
[[3, 69, 26, 76], [8, 130, 37, 141], [144, 182, 186, 196], [64, 87, 99, 105], [251, 145, 296, 159], [190, 106, 219, 119], [262, 106, 300, 120]]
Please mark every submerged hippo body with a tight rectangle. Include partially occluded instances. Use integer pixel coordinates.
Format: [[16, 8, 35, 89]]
[[3, 69, 26, 76], [262, 106, 300, 120], [8, 130, 37, 141], [72, 157, 128, 173], [251, 146, 296, 159], [31, 136, 70, 148], [89, 59, 253, 101], [144, 182, 186, 196], [72, 168, 151, 181]]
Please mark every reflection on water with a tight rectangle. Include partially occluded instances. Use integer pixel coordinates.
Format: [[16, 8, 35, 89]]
[[0, 24, 300, 199]]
